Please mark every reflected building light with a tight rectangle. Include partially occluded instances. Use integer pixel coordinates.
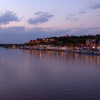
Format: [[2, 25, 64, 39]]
[[90, 57, 93, 63], [75, 54, 78, 61], [86, 56, 89, 61], [40, 52, 42, 59], [57, 51, 58, 55], [36, 50, 39, 55], [32, 50, 34, 55], [85, 55, 88, 59], [40, 50, 41, 52], [28, 50, 30, 55], [83, 55, 86, 60], [94, 57, 96, 62], [97, 57, 100, 66], [61, 52, 64, 57], [56, 51, 58, 59], [47, 51, 50, 55], [79, 57, 80, 61], [69, 54, 72, 57]]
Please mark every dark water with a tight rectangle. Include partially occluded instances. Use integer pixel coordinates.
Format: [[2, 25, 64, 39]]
[[0, 47, 100, 100]]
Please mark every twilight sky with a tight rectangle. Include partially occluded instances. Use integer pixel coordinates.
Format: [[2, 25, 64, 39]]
[[0, 0, 100, 43]]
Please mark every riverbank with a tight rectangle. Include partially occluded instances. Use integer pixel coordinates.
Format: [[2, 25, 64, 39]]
[[67, 50, 100, 55], [8, 46, 100, 56]]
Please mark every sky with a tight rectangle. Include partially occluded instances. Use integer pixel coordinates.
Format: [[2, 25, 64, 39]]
[[0, 0, 100, 43]]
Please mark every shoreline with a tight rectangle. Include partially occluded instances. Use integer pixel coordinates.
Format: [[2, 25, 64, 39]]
[[67, 50, 100, 56], [8, 47, 100, 56]]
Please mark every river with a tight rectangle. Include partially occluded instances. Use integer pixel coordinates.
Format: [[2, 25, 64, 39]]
[[0, 47, 100, 100]]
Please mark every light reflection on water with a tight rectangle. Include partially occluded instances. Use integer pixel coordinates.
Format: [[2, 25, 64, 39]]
[[0, 47, 100, 100]]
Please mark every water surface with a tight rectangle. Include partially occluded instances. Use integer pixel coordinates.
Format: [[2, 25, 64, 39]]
[[0, 47, 100, 100]]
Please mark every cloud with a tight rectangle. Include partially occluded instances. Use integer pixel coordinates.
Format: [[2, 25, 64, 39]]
[[79, 11, 86, 14], [66, 14, 79, 21], [97, 15, 100, 17], [74, 18, 79, 21], [27, 12, 54, 25], [0, 26, 100, 43], [0, 11, 20, 25], [90, 3, 100, 9], [66, 13, 79, 21], [69, 27, 100, 36], [68, 14, 75, 17], [34, 12, 43, 15], [0, 26, 71, 43], [66, 18, 72, 20]]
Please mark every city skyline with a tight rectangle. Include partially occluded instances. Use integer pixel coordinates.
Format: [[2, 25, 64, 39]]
[[0, 0, 100, 43]]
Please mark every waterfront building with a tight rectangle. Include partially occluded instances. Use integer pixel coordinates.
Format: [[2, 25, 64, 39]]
[[86, 39, 96, 47]]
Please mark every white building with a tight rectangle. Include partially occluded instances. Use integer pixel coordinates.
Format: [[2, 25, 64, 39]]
[[97, 46, 100, 51]]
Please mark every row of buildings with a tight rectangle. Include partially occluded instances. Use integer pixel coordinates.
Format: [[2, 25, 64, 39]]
[[10, 34, 100, 54]]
